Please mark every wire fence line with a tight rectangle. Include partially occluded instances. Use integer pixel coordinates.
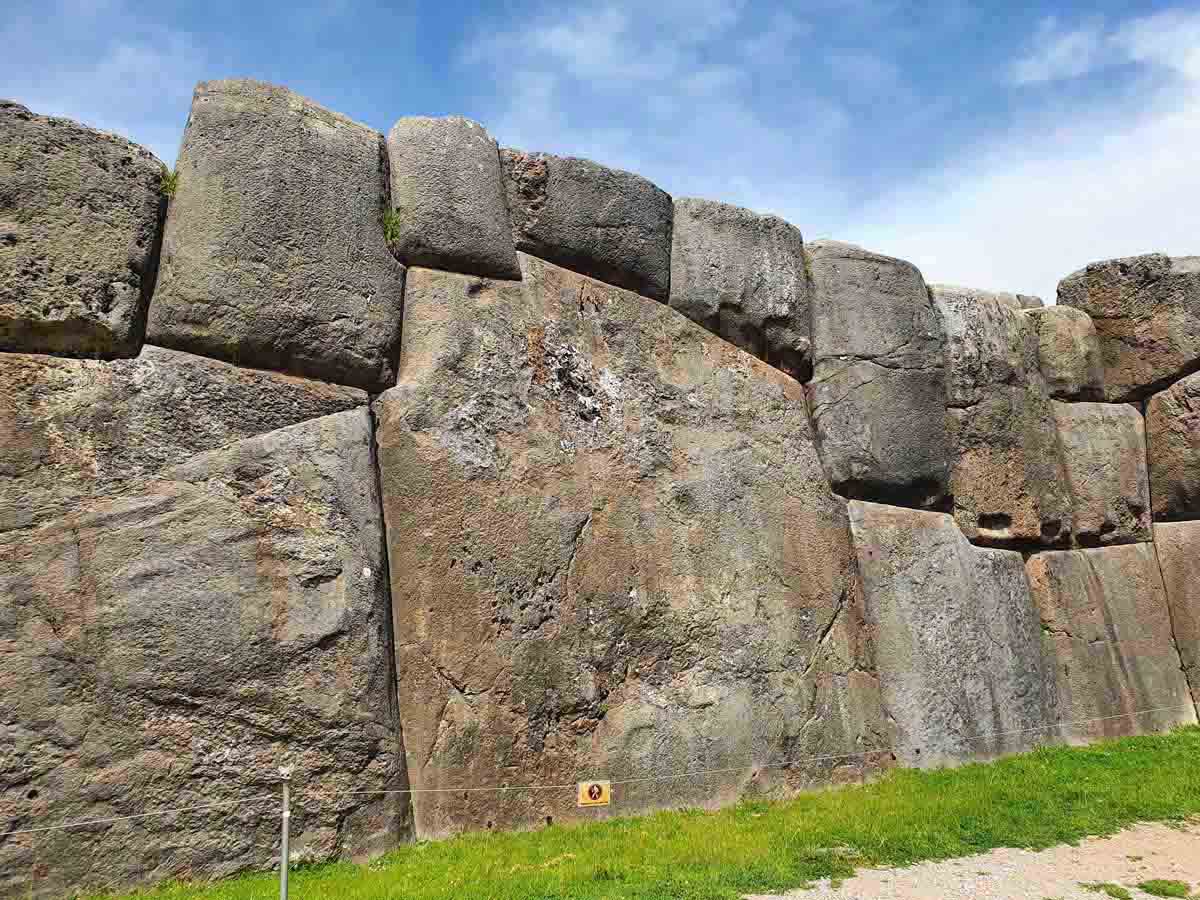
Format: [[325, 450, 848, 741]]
[[3, 701, 1194, 840]]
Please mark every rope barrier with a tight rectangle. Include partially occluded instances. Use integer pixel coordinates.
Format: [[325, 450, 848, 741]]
[[336, 701, 1198, 796], [3, 702, 1194, 838]]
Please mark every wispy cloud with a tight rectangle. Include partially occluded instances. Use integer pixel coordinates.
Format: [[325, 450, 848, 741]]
[[1009, 9, 1200, 86], [860, 8, 1200, 301], [1, 2, 213, 162]]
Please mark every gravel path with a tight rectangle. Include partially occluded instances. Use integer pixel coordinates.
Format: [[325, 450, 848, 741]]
[[747, 820, 1200, 900]]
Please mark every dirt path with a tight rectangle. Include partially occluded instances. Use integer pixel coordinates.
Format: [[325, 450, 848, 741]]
[[747, 820, 1200, 900]]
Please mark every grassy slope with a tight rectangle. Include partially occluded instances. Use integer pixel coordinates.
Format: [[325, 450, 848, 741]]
[[93, 727, 1200, 900]]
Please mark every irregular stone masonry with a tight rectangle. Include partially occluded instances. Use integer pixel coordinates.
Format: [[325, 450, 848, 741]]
[[2, 78, 1199, 897]]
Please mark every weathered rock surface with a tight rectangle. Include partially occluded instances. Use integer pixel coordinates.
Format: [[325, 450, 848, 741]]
[[375, 253, 889, 837], [1146, 371, 1200, 521], [0, 346, 365, 533], [1154, 522, 1200, 710], [1058, 253, 1200, 402], [1052, 401, 1151, 545], [668, 198, 811, 380], [1025, 305, 1105, 401], [847, 501, 1054, 767], [0, 100, 165, 358], [807, 241, 951, 507], [147, 79, 406, 392], [385, 116, 520, 279], [500, 149, 672, 301], [932, 285, 1072, 547], [1018, 294, 1045, 309], [0, 409, 409, 898], [1027, 545, 1197, 740]]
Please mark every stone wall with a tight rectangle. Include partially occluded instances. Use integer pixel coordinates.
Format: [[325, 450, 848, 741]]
[[2, 77, 1198, 897]]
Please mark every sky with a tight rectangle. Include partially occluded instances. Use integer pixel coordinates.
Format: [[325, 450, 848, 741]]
[[4, 0, 1198, 302]]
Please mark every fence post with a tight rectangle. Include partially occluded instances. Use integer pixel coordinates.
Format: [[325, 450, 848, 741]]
[[279, 766, 293, 900]]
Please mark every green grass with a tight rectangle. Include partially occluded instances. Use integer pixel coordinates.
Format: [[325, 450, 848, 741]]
[[382, 208, 402, 244], [89, 727, 1200, 900], [159, 167, 179, 198], [1081, 883, 1133, 899], [1137, 880, 1192, 898]]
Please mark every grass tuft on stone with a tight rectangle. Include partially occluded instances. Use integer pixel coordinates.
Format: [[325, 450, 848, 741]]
[[1137, 880, 1192, 898], [1081, 882, 1133, 899], [84, 726, 1200, 900], [159, 167, 179, 198], [382, 208, 402, 244]]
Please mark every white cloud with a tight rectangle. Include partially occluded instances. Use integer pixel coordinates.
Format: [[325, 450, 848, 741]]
[[0, 2, 211, 163], [855, 9, 1200, 302], [1009, 17, 1107, 85]]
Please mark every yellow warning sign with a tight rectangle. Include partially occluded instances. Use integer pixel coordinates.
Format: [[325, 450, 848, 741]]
[[577, 781, 611, 807]]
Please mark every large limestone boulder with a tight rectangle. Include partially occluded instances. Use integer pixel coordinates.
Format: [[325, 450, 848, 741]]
[[0, 410, 409, 898], [807, 241, 951, 507], [1146, 371, 1200, 521], [1154, 522, 1200, 710], [669, 198, 811, 380], [0, 100, 165, 358], [375, 253, 889, 838], [500, 150, 673, 301], [385, 116, 520, 280], [1027, 545, 1196, 740], [1058, 253, 1200, 402], [1024, 306, 1104, 401], [932, 285, 1072, 547], [1052, 402, 1151, 545], [847, 501, 1054, 767], [147, 79, 406, 392], [0, 347, 365, 534]]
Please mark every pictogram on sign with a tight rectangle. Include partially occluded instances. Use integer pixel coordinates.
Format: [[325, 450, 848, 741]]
[[577, 780, 611, 807]]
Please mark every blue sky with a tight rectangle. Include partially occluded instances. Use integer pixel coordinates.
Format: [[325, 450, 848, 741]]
[[5, 0, 1198, 301]]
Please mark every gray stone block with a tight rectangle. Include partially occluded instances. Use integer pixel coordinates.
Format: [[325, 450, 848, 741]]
[[669, 197, 811, 380], [147, 79, 406, 392], [933, 284, 1073, 547], [386, 116, 520, 279], [1052, 401, 1151, 545], [375, 253, 889, 837], [1146, 371, 1200, 521], [0, 100, 165, 358], [500, 149, 672, 300], [807, 241, 951, 507], [1025, 305, 1105, 401], [848, 500, 1054, 767], [0, 409, 410, 897], [1058, 253, 1200, 402], [0, 346, 365, 534], [1155, 521, 1200, 711], [1027, 544, 1197, 740]]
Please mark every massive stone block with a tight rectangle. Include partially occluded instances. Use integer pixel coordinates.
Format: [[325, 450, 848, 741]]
[[147, 79, 406, 392], [1052, 401, 1151, 545], [0, 347, 365, 534], [668, 197, 811, 380], [375, 253, 889, 838], [932, 285, 1072, 547], [1024, 305, 1105, 401], [1027, 545, 1196, 740], [0, 410, 409, 898], [1146, 371, 1200, 521], [1154, 522, 1200, 710], [1058, 253, 1200, 402], [500, 149, 672, 301], [0, 100, 165, 358], [385, 116, 520, 280], [847, 501, 1054, 767], [807, 241, 951, 507]]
